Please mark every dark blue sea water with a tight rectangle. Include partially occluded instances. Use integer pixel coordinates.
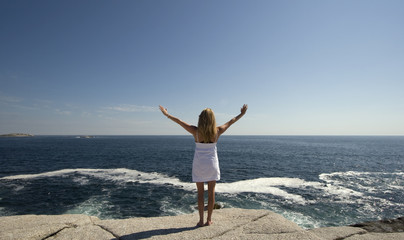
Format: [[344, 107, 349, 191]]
[[0, 135, 403, 229]]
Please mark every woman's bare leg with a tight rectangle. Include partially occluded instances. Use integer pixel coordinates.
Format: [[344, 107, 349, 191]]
[[206, 181, 216, 226], [196, 182, 205, 227]]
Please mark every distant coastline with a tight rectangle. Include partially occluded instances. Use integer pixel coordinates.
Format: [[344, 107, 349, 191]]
[[0, 133, 34, 137]]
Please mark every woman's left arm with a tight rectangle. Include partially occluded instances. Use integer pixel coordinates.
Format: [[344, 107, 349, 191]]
[[217, 104, 248, 136], [159, 105, 196, 135]]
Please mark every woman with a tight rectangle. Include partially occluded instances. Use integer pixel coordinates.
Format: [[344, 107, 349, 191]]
[[159, 104, 248, 227]]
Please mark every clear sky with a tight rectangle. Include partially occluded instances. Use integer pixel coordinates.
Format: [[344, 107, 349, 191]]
[[1, 0, 403, 135]]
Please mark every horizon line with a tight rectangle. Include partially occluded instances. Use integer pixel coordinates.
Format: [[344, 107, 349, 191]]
[[2, 134, 404, 137]]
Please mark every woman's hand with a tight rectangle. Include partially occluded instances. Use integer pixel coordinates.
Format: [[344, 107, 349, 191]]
[[159, 105, 168, 117], [240, 104, 248, 115], [159, 105, 196, 135]]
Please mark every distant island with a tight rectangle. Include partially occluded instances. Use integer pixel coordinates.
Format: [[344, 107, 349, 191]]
[[0, 133, 34, 137]]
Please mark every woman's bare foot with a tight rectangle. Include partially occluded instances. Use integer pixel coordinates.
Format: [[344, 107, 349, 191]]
[[205, 220, 213, 226], [197, 220, 204, 227]]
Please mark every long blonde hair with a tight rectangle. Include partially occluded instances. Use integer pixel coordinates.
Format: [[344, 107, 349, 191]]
[[197, 108, 217, 143]]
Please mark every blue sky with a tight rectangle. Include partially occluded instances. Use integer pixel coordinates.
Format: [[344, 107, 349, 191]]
[[1, 0, 403, 135]]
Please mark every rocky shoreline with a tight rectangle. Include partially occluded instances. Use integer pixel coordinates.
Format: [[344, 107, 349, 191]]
[[0, 133, 34, 137], [1, 208, 403, 240]]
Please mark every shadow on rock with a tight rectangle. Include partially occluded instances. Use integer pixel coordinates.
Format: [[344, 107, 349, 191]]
[[117, 226, 198, 240]]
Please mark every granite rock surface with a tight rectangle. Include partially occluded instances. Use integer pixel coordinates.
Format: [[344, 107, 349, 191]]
[[0, 208, 403, 240]]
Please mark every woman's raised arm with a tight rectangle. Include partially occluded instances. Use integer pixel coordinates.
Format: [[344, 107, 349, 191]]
[[159, 105, 196, 135], [217, 104, 248, 135]]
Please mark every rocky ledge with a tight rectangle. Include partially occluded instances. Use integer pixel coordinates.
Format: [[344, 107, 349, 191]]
[[0, 133, 34, 137], [0, 209, 403, 240]]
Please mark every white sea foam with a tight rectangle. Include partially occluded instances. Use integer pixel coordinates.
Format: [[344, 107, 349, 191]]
[[72, 176, 90, 185], [159, 195, 196, 216], [2, 169, 402, 207], [279, 210, 324, 229], [319, 171, 404, 210], [0, 168, 196, 191], [1, 169, 317, 204], [319, 171, 404, 194], [0, 169, 88, 180], [64, 196, 112, 218], [215, 178, 322, 205]]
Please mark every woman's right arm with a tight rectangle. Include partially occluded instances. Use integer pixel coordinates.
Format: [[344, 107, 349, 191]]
[[218, 104, 248, 135], [159, 105, 197, 135]]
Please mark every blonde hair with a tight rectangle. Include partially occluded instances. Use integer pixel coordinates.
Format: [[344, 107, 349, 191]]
[[198, 108, 217, 143]]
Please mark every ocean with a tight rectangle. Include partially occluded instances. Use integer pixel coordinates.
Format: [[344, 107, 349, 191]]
[[0, 135, 403, 229]]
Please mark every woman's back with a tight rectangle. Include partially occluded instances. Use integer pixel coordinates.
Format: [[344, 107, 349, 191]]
[[196, 129, 219, 144]]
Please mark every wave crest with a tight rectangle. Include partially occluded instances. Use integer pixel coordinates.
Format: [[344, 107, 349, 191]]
[[2, 169, 402, 206]]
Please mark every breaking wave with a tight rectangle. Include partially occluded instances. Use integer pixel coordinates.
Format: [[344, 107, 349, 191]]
[[4, 168, 401, 206]]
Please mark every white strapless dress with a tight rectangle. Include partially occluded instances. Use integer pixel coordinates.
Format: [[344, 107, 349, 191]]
[[192, 142, 220, 182]]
